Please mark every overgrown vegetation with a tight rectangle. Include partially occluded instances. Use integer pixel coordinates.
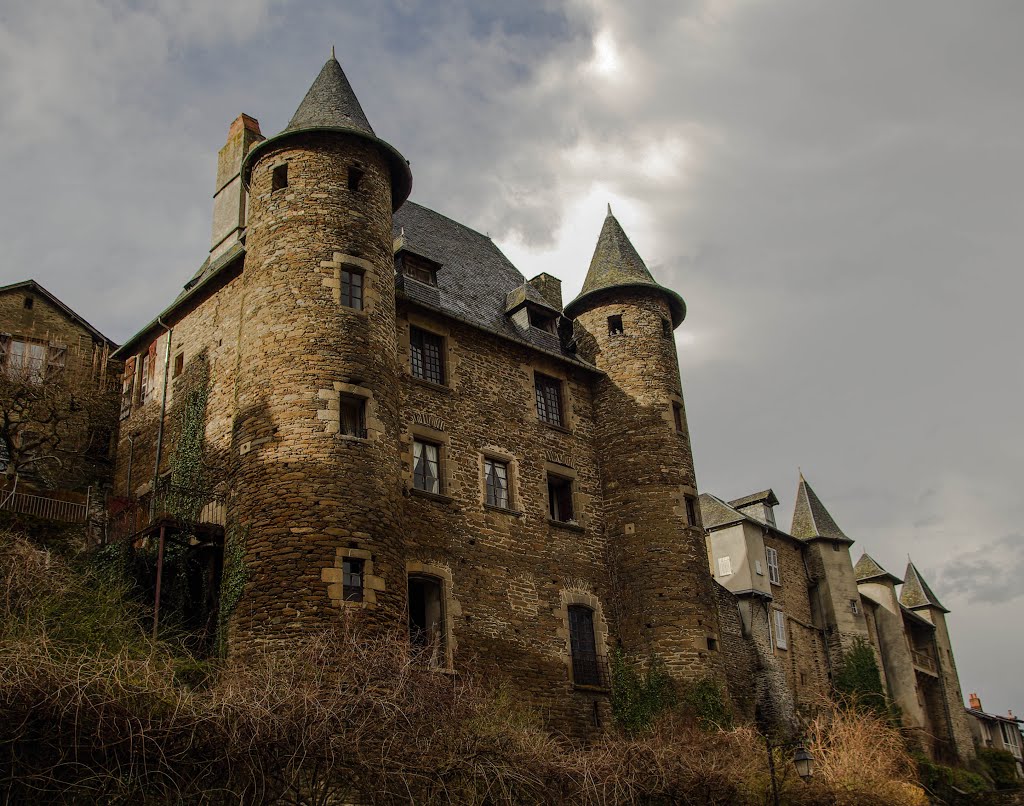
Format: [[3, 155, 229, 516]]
[[0, 532, 937, 804], [834, 637, 892, 720], [977, 747, 1023, 790]]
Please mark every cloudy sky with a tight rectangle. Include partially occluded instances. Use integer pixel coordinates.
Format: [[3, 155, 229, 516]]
[[1, 1, 1021, 714]]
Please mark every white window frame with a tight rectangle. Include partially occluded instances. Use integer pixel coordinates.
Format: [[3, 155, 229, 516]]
[[773, 609, 788, 650], [766, 546, 781, 585]]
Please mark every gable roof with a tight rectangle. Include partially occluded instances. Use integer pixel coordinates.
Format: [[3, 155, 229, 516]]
[[0, 280, 118, 348], [698, 492, 805, 546], [900, 561, 949, 613], [393, 202, 597, 370], [563, 207, 685, 326], [790, 473, 853, 543], [854, 552, 903, 585]]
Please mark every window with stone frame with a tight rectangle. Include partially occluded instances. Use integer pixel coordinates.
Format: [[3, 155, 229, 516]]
[[773, 609, 788, 650], [568, 605, 605, 687], [340, 268, 363, 310], [684, 494, 699, 526], [534, 372, 564, 427], [410, 326, 445, 385], [413, 438, 442, 494], [339, 393, 367, 438], [547, 472, 574, 523], [484, 456, 510, 509], [342, 557, 364, 602], [408, 574, 447, 665], [672, 402, 685, 433], [765, 546, 781, 585], [1, 337, 53, 384]]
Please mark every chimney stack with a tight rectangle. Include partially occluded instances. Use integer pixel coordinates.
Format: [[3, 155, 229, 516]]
[[211, 114, 264, 260], [528, 273, 563, 311], [969, 693, 982, 711]]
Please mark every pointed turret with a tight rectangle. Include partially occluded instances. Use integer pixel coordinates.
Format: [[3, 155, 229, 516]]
[[790, 473, 853, 543], [563, 208, 685, 326], [854, 552, 903, 585], [242, 52, 412, 209], [900, 561, 949, 613]]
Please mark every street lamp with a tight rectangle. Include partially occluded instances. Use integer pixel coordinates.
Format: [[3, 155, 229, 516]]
[[766, 738, 815, 806]]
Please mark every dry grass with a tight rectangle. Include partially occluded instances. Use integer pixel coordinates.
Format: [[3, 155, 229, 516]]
[[0, 533, 927, 805]]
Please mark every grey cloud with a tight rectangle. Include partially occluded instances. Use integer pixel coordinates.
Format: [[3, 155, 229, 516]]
[[940, 534, 1024, 605]]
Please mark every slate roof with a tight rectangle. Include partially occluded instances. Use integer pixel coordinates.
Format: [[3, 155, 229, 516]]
[[900, 561, 949, 613], [0, 279, 118, 348], [564, 207, 685, 326], [729, 489, 780, 509], [241, 55, 412, 209], [393, 202, 596, 369], [854, 553, 903, 585], [790, 474, 853, 543], [698, 492, 805, 545]]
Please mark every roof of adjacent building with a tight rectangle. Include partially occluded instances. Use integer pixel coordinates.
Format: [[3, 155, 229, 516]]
[[900, 561, 949, 613], [729, 489, 780, 509], [563, 207, 686, 326], [241, 54, 412, 209], [854, 552, 903, 585], [698, 492, 804, 546], [393, 202, 596, 369], [966, 708, 1023, 726], [790, 474, 853, 544], [0, 279, 118, 348]]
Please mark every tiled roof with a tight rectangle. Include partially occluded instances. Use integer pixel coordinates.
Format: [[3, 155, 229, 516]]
[[728, 489, 780, 509], [0, 279, 118, 348], [854, 552, 903, 584], [790, 474, 853, 543], [900, 561, 949, 613], [699, 492, 805, 546], [284, 55, 374, 136], [393, 202, 595, 369], [563, 207, 685, 326]]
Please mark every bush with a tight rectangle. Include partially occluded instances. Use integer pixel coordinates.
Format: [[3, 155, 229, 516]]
[[977, 747, 1021, 790]]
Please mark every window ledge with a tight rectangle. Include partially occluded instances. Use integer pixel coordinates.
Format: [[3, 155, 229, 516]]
[[484, 504, 523, 517], [573, 683, 611, 694], [539, 420, 572, 434], [409, 488, 454, 505], [409, 376, 451, 394], [548, 519, 585, 533], [337, 434, 371, 444]]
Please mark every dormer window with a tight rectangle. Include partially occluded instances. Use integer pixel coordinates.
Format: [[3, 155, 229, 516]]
[[528, 307, 557, 334], [395, 250, 440, 287]]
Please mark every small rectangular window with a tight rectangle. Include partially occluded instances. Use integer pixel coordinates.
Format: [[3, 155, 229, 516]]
[[706, 636, 718, 652], [774, 610, 787, 650], [272, 163, 288, 191], [343, 558, 364, 602], [766, 546, 781, 585], [717, 556, 732, 576], [410, 326, 445, 385], [672, 402, 684, 433], [607, 314, 623, 335], [833, 542, 842, 552], [547, 474, 574, 522], [23, 297, 33, 310], [172, 352, 184, 378], [484, 457, 510, 509], [340, 269, 363, 310], [684, 494, 699, 527], [339, 394, 367, 438], [348, 165, 364, 191], [535, 373, 563, 427], [850, 599, 860, 615], [528, 308, 557, 333], [413, 438, 441, 494]]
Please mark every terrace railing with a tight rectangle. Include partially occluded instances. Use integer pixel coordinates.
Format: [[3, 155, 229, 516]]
[[0, 489, 88, 523]]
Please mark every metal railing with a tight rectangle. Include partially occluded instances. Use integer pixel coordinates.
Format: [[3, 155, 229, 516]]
[[0, 489, 88, 523], [106, 481, 226, 543], [911, 649, 937, 674], [572, 651, 611, 689]]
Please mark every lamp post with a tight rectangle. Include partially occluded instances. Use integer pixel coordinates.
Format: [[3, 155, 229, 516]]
[[766, 737, 814, 806]]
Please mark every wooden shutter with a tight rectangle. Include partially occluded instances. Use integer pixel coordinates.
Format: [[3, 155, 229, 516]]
[[46, 343, 67, 380]]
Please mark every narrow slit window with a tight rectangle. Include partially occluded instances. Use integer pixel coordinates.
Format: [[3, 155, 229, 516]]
[[672, 402, 685, 433], [534, 373, 563, 426], [548, 474, 574, 522], [172, 352, 184, 378], [684, 494, 699, 527], [413, 439, 441, 494], [271, 163, 288, 191], [340, 269, 363, 310], [607, 314, 623, 335], [348, 166, 364, 191], [342, 558, 364, 602], [339, 394, 367, 438], [484, 457, 510, 509], [410, 326, 445, 385]]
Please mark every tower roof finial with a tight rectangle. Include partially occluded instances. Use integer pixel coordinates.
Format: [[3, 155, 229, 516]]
[[607, 202, 612, 216], [331, 45, 336, 61]]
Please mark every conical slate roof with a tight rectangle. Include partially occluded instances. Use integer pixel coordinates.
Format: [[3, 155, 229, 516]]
[[900, 561, 949, 613], [285, 56, 375, 136], [242, 53, 412, 209], [854, 553, 902, 584], [790, 474, 853, 543], [564, 207, 686, 326]]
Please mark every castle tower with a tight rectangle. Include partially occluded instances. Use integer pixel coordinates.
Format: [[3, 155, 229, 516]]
[[901, 561, 975, 760], [790, 474, 871, 664], [564, 207, 724, 680], [229, 54, 413, 649]]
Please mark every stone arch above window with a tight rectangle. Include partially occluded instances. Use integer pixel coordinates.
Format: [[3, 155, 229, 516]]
[[555, 588, 610, 690], [406, 560, 461, 669]]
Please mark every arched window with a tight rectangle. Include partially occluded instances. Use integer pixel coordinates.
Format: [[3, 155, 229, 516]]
[[568, 605, 603, 686]]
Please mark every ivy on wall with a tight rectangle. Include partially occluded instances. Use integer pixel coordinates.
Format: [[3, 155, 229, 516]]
[[216, 524, 248, 657], [610, 650, 677, 734], [167, 359, 210, 522], [833, 637, 889, 718]]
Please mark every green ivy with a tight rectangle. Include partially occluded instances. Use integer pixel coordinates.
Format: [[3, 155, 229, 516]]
[[833, 636, 891, 719], [679, 676, 732, 730], [216, 524, 248, 657], [167, 359, 210, 523], [976, 748, 1022, 791], [610, 649, 677, 734]]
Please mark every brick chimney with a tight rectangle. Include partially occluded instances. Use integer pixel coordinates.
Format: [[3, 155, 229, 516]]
[[211, 114, 264, 260], [528, 273, 563, 311], [969, 692, 982, 710]]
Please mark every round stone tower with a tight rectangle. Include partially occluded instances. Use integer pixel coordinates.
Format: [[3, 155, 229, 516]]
[[564, 207, 724, 682], [229, 55, 412, 650]]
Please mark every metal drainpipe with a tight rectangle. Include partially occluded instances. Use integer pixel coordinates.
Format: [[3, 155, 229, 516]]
[[150, 318, 173, 518]]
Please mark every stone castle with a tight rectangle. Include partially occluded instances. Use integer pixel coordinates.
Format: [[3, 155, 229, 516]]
[[76, 54, 979, 755]]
